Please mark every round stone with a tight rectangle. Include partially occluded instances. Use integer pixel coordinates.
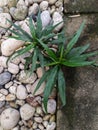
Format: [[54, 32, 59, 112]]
[[1, 108, 20, 129], [16, 85, 27, 100]]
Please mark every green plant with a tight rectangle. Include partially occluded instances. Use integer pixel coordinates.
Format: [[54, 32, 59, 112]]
[[7, 11, 63, 72], [7, 12, 98, 112]]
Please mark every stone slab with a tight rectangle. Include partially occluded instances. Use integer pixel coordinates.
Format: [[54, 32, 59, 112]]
[[64, 0, 98, 13], [57, 14, 98, 130]]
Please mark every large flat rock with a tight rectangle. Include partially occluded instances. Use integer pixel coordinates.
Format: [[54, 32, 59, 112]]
[[64, 0, 98, 13], [57, 14, 98, 130]]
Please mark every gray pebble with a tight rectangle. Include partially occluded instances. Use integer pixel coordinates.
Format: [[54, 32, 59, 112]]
[[0, 72, 11, 86], [0, 101, 5, 108]]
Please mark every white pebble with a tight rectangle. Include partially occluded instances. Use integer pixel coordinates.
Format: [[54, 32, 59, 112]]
[[41, 10, 51, 28], [9, 86, 17, 94], [0, 56, 8, 68], [46, 122, 56, 130], [47, 99, 56, 114], [1, 38, 24, 56], [0, 89, 8, 95], [34, 117, 43, 123], [40, 1, 49, 11], [5, 81, 13, 89], [33, 122, 38, 129], [16, 100, 25, 106], [53, 12, 64, 32], [1, 108, 20, 130], [28, 3, 39, 15], [0, 13, 12, 28], [16, 85, 27, 100], [8, 63, 19, 74], [0, 67, 4, 74], [43, 121, 48, 128], [0, 93, 5, 101], [20, 104, 35, 120]]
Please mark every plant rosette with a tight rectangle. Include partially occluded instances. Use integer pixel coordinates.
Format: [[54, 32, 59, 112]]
[[7, 12, 98, 112]]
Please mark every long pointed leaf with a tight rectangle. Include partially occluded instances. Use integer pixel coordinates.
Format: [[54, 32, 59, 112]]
[[65, 21, 85, 54], [43, 66, 58, 112], [58, 69, 66, 106]]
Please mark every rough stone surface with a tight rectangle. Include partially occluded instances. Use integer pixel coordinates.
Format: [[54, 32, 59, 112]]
[[64, 0, 98, 13]]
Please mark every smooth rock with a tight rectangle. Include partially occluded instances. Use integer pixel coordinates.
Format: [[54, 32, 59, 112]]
[[0, 13, 12, 28], [0, 56, 8, 68], [20, 104, 35, 120], [8, 63, 19, 74], [30, 79, 45, 96], [41, 10, 51, 28], [36, 106, 43, 115], [6, 94, 16, 101], [0, 89, 8, 95], [34, 117, 43, 123], [12, 126, 19, 130], [0, 8, 3, 13], [0, 94, 5, 101], [1, 108, 20, 130], [46, 122, 56, 130], [36, 67, 43, 78], [18, 70, 37, 84], [0, 72, 11, 86], [53, 12, 64, 32], [0, 101, 5, 108], [1, 38, 24, 56], [40, 1, 49, 11], [47, 99, 56, 114], [48, 0, 57, 5], [28, 3, 39, 15], [43, 121, 48, 128], [16, 100, 25, 106], [0, 67, 4, 74], [33, 122, 38, 129], [9, 85, 17, 94], [38, 124, 44, 130], [32, 0, 43, 3], [16, 85, 27, 100], [5, 81, 13, 89]]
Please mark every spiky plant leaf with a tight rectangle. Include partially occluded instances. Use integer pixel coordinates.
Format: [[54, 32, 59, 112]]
[[58, 68, 66, 106], [43, 66, 58, 112], [65, 21, 85, 55]]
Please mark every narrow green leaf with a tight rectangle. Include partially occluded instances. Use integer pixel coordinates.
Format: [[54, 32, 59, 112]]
[[31, 48, 38, 72], [33, 69, 52, 95], [66, 44, 90, 59], [37, 39, 57, 61], [36, 10, 42, 38], [43, 66, 58, 112], [38, 50, 45, 67], [12, 44, 34, 59], [7, 19, 33, 42], [65, 21, 85, 54], [58, 69, 66, 106], [29, 16, 36, 39], [61, 60, 95, 67]]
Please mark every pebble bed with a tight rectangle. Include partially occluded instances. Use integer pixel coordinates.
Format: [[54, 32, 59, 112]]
[[0, 0, 64, 130]]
